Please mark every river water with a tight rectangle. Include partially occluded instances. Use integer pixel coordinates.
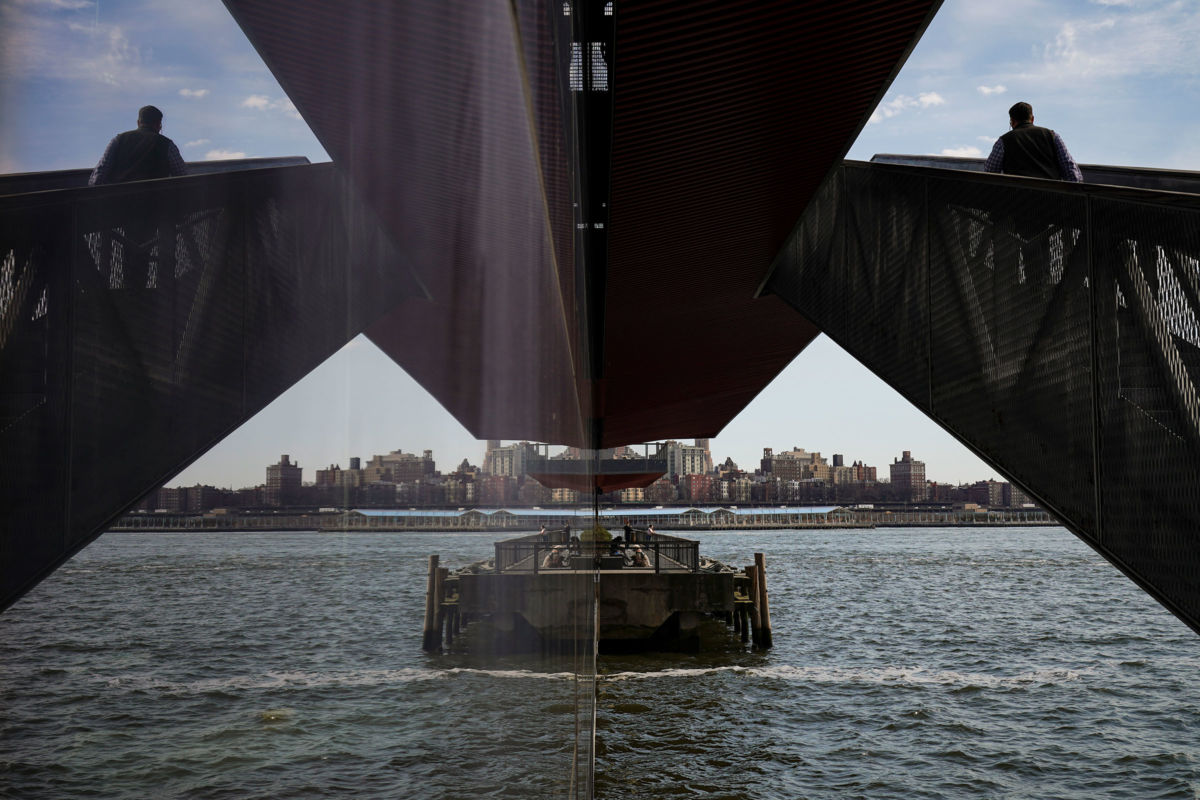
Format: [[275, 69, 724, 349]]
[[1, 527, 1197, 798]]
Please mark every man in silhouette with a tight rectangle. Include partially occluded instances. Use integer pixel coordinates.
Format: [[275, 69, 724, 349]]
[[89, 105, 187, 185], [983, 101, 1082, 182]]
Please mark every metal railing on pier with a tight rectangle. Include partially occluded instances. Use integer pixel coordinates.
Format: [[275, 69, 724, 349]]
[[494, 527, 572, 572], [623, 527, 699, 572], [493, 527, 700, 573]]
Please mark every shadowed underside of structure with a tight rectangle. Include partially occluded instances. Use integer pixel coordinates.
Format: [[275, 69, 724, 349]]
[[2, 0, 1198, 636], [0, 164, 424, 609], [764, 160, 1200, 634], [4, 1, 1200, 794], [0, 1, 943, 602], [221, 0, 940, 447]]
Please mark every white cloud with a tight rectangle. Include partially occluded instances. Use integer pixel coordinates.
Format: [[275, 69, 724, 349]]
[[950, 0, 1043, 27], [205, 149, 247, 160], [240, 94, 302, 119], [867, 91, 946, 124], [0, 2, 172, 93], [941, 146, 984, 157], [1, 0, 327, 173], [241, 94, 271, 110], [935, 3, 1200, 94], [184, 138, 211, 148], [279, 98, 301, 120], [976, 135, 996, 143], [1030, 6, 1200, 83], [20, 0, 94, 9]]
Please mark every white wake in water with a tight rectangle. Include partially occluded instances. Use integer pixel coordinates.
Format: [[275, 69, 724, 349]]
[[99, 666, 579, 694], [602, 664, 1094, 688]]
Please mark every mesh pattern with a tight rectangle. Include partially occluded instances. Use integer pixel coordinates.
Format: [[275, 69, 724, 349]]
[[927, 175, 1094, 534], [768, 161, 1200, 633], [0, 202, 74, 602], [1092, 197, 1200, 624], [0, 164, 421, 609]]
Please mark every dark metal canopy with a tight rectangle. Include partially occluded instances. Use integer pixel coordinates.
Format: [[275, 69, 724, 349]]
[[221, 0, 942, 448], [7, 0, 1200, 646], [0, 0, 942, 614]]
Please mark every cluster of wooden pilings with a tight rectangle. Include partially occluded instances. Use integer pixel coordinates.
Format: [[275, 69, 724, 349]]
[[422, 555, 463, 652], [730, 552, 773, 648]]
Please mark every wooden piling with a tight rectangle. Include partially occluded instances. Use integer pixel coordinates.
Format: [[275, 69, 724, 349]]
[[746, 565, 763, 647], [435, 566, 448, 648], [421, 554, 440, 652], [740, 606, 751, 642], [755, 552, 773, 649], [733, 604, 743, 633]]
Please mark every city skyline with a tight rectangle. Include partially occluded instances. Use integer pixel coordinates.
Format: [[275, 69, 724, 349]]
[[168, 334, 1003, 490], [5, 0, 1198, 490], [145, 440, 1035, 513], [177, 439, 965, 492], [171, 401, 996, 494]]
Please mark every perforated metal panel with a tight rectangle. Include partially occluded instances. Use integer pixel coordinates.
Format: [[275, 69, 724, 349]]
[[767, 161, 1200, 633], [927, 177, 1095, 536], [1092, 196, 1200, 625], [0, 164, 421, 610]]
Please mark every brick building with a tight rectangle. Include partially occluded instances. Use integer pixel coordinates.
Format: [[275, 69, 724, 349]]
[[266, 454, 302, 506], [888, 450, 927, 501]]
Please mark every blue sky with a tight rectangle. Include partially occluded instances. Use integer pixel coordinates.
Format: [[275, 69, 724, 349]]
[[4, 0, 1198, 489], [0, 0, 326, 173], [846, 0, 1200, 169]]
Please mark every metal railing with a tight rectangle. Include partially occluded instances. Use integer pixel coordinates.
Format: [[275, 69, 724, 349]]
[[493, 525, 700, 573], [765, 158, 1200, 635], [0, 163, 422, 610], [870, 153, 1200, 194], [0, 157, 314, 197], [621, 527, 700, 572], [494, 527, 572, 572]]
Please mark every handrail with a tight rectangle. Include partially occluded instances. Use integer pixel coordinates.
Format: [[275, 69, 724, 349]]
[[0, 160, 421, 611], [869, 153, 1200, 195], [0, 156, 314, 197], [618, 526, 698, 572], [765, 158, 1200, 635], [494, 526, 571, 572], [494, 528, 699, 573]]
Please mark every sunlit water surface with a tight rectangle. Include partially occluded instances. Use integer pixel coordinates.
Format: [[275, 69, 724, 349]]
[[2, 528, 1197, 798]]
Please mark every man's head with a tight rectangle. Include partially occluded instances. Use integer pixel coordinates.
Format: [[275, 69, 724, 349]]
[[1008, 101, 1034, 127], [137, 105, 164, 133]]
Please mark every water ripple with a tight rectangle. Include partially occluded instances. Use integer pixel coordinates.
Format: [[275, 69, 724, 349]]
[[3, 528, 1199, 799]]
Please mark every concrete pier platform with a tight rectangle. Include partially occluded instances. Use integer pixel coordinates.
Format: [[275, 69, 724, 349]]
[[456, 570, 735, 649], [425, 527, 769, 653]]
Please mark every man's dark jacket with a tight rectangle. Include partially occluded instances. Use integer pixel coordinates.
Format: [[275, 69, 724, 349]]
[[104, 129, 173, 183], [999, 123, 1061, 180]]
